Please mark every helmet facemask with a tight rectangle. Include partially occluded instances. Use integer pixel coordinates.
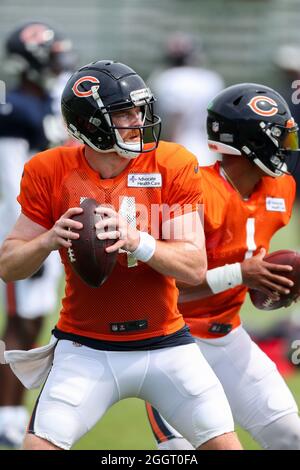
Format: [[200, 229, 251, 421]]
[[64, 72, 161, 159], [107, 101, 161, 159], [242, 119, 300, 177]]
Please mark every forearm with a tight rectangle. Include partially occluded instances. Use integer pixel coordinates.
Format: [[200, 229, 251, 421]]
[[0, 207, 84, 282], [0, 233, 52, 282], [178, 262, 244, 302], [99, 209, 206, 284], [146, 240, 207, 286]]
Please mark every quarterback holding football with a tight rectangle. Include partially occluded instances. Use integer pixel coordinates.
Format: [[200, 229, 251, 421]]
[[0, 61, 242, 450], [147, 83, 300, 450]]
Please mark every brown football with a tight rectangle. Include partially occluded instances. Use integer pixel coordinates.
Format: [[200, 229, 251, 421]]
[[249, 250, 300, 310], [67, 198, 118, 288]]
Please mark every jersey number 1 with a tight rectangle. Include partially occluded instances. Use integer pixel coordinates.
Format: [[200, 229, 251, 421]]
[[244, 218, 256, 259]]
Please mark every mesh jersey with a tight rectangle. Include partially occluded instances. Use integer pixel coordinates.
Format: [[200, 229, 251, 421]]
[[0, 76, 72, 240], [18, 141, 202, 342], [180, 162, 295, 339]]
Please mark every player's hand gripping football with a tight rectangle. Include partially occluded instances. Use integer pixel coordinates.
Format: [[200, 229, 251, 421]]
[[94, 206, 140, 253], [241, 248, 294, 300], [46, 207, 83, 250]]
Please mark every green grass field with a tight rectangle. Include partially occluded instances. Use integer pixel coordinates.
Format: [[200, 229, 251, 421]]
[[1, 205, 300, 450]]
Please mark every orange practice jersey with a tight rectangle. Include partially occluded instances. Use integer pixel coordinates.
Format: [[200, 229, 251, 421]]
[[18, 142, 202, 341], [180, 162, 295, 339]]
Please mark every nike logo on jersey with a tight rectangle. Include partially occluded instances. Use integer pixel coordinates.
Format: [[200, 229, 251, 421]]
[[127, 173, 162, 187], [266, 197, 286, 212], [110, 320, 148, 332]]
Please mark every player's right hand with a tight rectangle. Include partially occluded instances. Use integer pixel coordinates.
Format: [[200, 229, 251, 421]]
[[241, 248, 294, 300], [46, 207, 83, 250]]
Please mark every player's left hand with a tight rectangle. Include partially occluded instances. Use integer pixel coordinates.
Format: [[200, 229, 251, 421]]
[[241, 247, 294, 299], [94, 206, 140, 253]]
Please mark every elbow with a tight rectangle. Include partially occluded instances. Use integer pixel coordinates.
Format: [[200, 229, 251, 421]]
[[0, 264, 13, 283], [0, 258, 26, 282], [0, 269, 23, 283], [186, 267, 207, 286], [0, 267, 9, 283], [0, 242, 20, 283], [181, 243, 207, 286], [183, 257, 207, 286], [0, 255, 6, 282], [0, 250, 9, 282], [0, 253, 16, 283]]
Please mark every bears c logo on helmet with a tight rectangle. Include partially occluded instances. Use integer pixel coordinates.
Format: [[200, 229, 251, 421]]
[[20, 24, 52, 46], [72, 76, 100, 97], [247, 96, 278, 117]]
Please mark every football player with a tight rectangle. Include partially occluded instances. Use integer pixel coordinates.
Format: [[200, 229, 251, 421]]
[[148, 32, 224, 165], [0, 61, 242, 450], [0, 21, 76, 448], [146, 83, 300, 450]]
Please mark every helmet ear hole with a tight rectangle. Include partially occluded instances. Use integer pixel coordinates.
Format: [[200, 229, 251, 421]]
[[233, 96, 243, 106]]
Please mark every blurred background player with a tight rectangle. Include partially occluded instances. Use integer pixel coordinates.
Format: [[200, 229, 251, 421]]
[[148, 32, 224, 166], [0, 21, 76, 448], [147, 83, 300, 450]]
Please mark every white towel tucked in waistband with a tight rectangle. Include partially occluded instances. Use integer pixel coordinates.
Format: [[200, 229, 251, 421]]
[[0, 337, 58, 389]]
